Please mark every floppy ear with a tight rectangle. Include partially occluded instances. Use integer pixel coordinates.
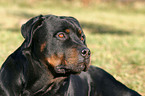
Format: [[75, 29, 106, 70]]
[[21, 15, 45, 48]]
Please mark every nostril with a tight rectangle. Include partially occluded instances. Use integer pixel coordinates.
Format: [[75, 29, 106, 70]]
[[82, 49, 87, 57], [88, 50, 91, 56], [81, 48, 91, 58]]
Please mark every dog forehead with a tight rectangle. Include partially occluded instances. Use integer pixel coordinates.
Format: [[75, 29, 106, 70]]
[[34, 15, 83, 38], [44, 16, 80, 31]]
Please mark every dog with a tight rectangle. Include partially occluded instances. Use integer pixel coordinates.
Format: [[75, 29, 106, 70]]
[[0, 15, 141, 96]]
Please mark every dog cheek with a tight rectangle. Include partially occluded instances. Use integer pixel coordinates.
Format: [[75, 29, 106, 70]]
[[65, 48, 79, 65], [40, 42, 46, 52], [45, 54, 64, 67]]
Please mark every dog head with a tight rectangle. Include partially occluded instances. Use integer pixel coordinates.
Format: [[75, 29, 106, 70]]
[[21, 15, 91, 76]]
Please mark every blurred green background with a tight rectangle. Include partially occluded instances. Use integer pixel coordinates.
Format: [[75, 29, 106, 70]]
[[0, 0, 145, 95]]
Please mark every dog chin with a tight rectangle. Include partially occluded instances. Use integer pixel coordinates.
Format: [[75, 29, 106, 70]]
[[54, 64, 88, 76]]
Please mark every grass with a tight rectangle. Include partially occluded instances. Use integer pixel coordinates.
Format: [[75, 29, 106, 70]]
[[0, 0, 145, 95]]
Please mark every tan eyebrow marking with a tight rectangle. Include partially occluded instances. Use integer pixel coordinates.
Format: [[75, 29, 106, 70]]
[[65, 29, 70, 33], [78, 30, 81, 34]]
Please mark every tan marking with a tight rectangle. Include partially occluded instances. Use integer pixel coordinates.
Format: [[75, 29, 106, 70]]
[[40, 42, 46, 52], [65, 29, 70, 33], [66, 48, 78, 65], [64, 60, 67, 65], [45, 54, 64, 67], [78, 30, 81, 34]]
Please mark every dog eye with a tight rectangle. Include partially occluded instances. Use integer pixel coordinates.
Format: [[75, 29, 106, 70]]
[[58, 33, 64, 38], [81, 37, 84, 41], [56, 32, 67, 40], [81, 35, 84, 42]]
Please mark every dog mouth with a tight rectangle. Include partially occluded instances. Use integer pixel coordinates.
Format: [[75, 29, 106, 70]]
[[54, 59, 90, 76], [44, 53, 90, 76], [44, 48, 90, 76]]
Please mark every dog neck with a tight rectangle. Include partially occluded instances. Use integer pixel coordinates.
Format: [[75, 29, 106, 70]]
[[33, 76, 67, 95], [22, 50, 68, 95]]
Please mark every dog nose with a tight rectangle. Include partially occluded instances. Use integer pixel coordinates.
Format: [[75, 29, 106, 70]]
[[81, 48, 91, 58]]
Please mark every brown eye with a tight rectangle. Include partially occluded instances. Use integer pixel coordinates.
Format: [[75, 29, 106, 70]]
[[81, 37, 84, 41], [56, 32, 67, 40], [58, 34, 64, 38], [81, 35, 85, 42]]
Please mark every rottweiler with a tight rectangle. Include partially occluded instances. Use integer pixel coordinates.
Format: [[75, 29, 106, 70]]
[[0, 15, 141, 96]]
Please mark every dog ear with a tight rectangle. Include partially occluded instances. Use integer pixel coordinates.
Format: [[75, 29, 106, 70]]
[[21, 15, 45, 48]]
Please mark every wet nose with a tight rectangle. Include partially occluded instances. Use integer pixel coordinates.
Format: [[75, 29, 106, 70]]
[[81, 48, 91, 58]]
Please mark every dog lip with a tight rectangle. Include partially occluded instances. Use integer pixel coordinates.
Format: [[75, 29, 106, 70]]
[[54, 58, 90, 75], [80, 64, 85, 70], [55, 63, 85, 73]]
